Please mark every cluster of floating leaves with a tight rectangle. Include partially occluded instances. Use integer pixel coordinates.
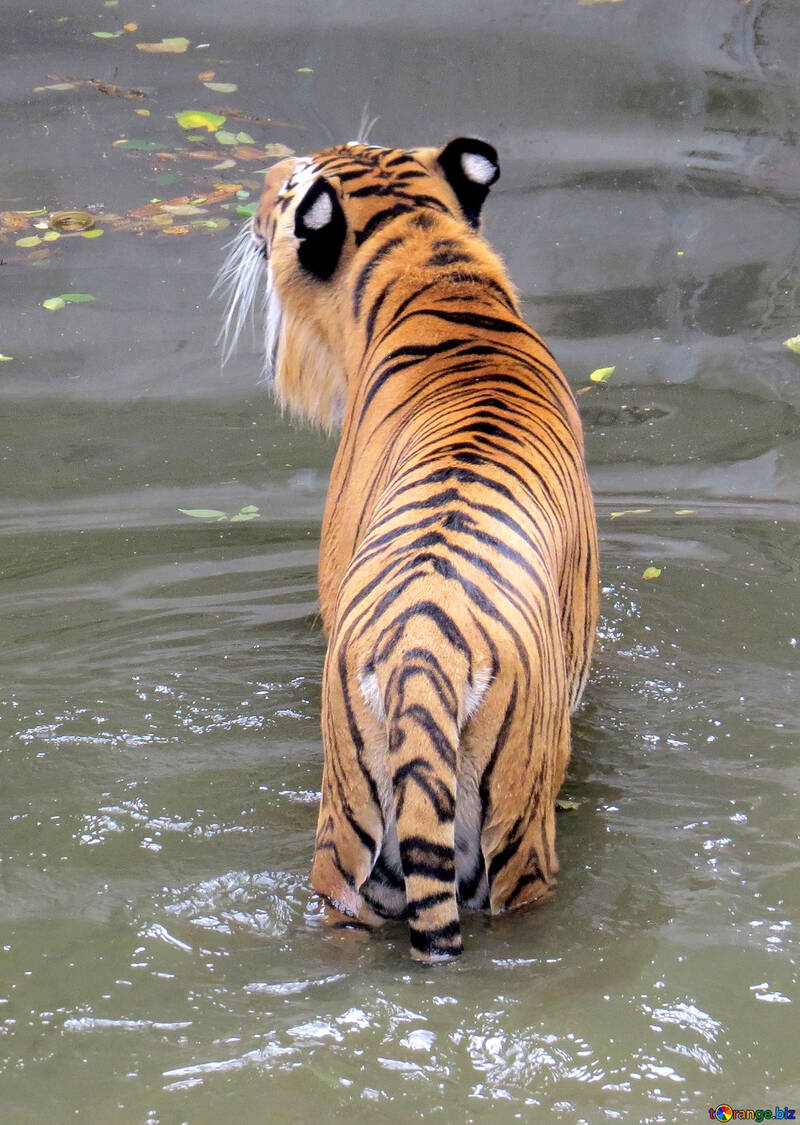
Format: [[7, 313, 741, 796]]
[[4, 40, 302, 262]]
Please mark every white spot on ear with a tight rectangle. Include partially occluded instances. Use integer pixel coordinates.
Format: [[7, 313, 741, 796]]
[[303, 190, 333, 230], [461, 152, 496, 185]]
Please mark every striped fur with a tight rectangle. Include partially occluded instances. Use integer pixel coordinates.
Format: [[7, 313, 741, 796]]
[[219, 138, 599, 960]]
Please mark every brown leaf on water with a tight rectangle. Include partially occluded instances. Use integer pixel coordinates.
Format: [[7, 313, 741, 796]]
[[126, 184, 242, 221], [0, 212, 31, 231], [197, 71, 216, 81], [158, 225, 191, 236], [136, 37, 190, 53], [47, 74, 147, 99], [234, 145, 271, 161], [213, 106, 307, 130]]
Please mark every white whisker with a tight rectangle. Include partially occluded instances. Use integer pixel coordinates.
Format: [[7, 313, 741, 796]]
[[263, 264, 283, 384], [212, 219, 266, 366]]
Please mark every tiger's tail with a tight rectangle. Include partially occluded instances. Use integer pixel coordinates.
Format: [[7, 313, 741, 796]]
[[369, 638, 486, 962]]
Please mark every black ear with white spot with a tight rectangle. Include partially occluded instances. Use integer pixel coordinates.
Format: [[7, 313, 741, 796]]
[[436, 137, 500, 228], [294, 176, 346, 280]]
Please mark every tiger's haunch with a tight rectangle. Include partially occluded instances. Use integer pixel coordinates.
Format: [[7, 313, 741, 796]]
[[217, 136, 599, 961]]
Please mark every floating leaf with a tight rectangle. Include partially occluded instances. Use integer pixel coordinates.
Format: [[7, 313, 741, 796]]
[[161, 204, 208, 215], [34, 82, 76, 92], [16, 235, 41, 248], [296, 67, 314, 73], [589, 365, 616, 383], [197, 70, 215, 81], [236, 203, 257, 217], [42, 297, 66, 311], [783, 335, 800, 354], [215, 130, 237, 145], [178, 508, 227, 520], [230, 512, 258, 522], [609, 508, 651, 519], [135, 108, 150, 117], [113, 139, 162, 151], [238, 505, 259, 514], [263, 143, 295, 158], [82, 228, 105, 238], [49, 210, 95, 232], [674, 509, 696, 515], [204, 81, 238, 94], [642, 566, 662, 580], [235, 131, 254, 144], [210, 158, 236, 170], [235, 190, 250, 200], [176, 110, 227, 132], [42, 231, 61, 242], [137, 37, 190, 53], [60, 293, 96, 302], [92, 30, 123, 38], [555, 797, 581, 811], [0, 354, 13, 361], [234, 145, 270, 161], [123, 21, 138, 31]]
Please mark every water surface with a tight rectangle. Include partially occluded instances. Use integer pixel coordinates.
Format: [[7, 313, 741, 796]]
[[1, 0, 799, 1121]]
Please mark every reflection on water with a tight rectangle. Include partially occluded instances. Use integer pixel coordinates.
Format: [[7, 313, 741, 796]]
[[1, 0, 799, 1120]]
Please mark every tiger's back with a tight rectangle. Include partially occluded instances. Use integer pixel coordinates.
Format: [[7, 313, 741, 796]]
[[219, 136, 598, 960]]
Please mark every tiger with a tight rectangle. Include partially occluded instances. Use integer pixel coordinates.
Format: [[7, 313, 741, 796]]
[[217, 136, 599, 961]]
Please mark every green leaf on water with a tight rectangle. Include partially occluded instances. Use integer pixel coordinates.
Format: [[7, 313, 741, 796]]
[[230, 512, 258, 522], [42, 297, 67, 311], [215, 130, 238, 145], [642, 566, 662, 580], [235, 203, 257, 218], [176, 110, 226, 132], [296, 67, 314, 73], [238, 505, 260, 514], [59, 293, 96, 303], [178, 508, 228, 520], [555, 797, 581, 812], [92, 30, 123, 38], [783, 335, 800, 354], [235, 190, 250, 200], [235, 131, 254, 144], [203, 82, 238, 94], [114, 139, 162, 151], [81, 229, 104, 239], [16, 235, 42, 248], [0, 354, 14, 361], [589, 365, 616, 383]]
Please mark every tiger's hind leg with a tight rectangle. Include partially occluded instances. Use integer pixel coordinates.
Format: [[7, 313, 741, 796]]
[[468, 673, 571, 915], [310, 647, 389, 926]]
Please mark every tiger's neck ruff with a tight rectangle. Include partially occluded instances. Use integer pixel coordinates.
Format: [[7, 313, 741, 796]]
[[218, 137, 599, 961]]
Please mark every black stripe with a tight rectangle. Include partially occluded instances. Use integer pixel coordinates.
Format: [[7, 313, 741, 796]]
[[353, 236, 403, 319]]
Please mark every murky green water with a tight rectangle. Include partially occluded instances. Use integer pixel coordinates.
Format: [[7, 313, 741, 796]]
[[2, 0, 799, 1121]]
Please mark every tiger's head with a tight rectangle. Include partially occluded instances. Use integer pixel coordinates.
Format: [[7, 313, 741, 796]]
[[216, 137, 501, 429]]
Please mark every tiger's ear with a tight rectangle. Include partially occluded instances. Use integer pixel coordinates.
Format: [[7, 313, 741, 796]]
[[436, 137, 500, 228], [294, 176, 346, 280]]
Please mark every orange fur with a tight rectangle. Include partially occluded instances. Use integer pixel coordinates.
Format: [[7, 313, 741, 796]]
[[237, 139, 599, 960]]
